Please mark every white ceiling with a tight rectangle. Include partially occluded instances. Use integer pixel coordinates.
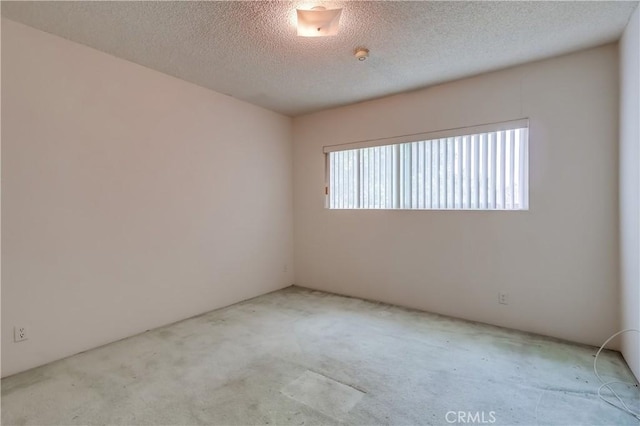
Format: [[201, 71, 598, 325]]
[[2, 1, 638, 116]]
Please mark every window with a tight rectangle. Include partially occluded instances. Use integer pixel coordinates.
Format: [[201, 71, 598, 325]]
[[325, 119, 529, 210]]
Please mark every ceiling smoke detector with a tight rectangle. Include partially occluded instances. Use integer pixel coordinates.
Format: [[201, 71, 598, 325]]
[[355, 48, 369, 61]]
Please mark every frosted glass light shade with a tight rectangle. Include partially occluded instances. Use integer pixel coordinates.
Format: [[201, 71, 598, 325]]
[[296, 7, 342, 37]]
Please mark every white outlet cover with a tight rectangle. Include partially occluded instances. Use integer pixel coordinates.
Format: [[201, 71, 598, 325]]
[[14, 326, 28, 342]]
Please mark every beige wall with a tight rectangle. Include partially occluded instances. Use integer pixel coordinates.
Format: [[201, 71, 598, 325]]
[[1, 19, 294, 377], [620, 4, 640, 382], [293, 45, 620, 348], [2, 14, 631, 379]]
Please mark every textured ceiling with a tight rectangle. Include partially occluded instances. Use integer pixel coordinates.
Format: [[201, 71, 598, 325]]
[[2, 1, 638, 116]]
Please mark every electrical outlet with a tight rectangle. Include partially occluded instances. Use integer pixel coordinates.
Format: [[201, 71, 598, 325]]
[[498, 292, 509, 305], [14, 326, 28, 342]]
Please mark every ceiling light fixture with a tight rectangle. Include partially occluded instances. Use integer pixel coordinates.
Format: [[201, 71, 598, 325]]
[[355, 48, 369, 61], [296, 6, 342, 37]]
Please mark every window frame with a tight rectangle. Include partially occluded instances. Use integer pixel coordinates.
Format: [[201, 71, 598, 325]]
[[323, 118, 529, 211]]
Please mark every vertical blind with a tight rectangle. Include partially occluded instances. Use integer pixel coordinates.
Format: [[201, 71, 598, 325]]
[[327, 124, 529, 210]]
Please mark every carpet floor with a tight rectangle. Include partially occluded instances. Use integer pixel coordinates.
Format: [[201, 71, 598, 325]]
[[2, 286, 639, 425]]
